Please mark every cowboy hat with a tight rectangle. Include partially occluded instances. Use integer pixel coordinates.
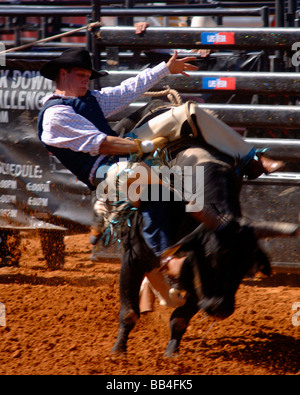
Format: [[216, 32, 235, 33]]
[[40, 48, 108, 81]]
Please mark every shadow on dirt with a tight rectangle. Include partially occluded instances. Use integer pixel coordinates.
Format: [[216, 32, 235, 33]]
[[200, 331, 300, 374], [0, 272, 108, 287]]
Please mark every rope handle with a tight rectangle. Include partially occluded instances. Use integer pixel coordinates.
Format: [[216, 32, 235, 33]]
[[0, 21, 102, 55]]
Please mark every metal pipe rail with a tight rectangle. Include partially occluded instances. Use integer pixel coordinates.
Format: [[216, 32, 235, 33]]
[[97, 26, 300, 50], [245, 172, 300, 186], [4, 58, 300, 97], [0, 0, 192, 4], [0, 5, 268, 18], [0, 5, 92, 16], [0, 1, 279, 5], [107, 102, 300, 130], [197, 103, 300, 129], [3, 49, 140, 60], [0, 0, 288, 7], [0, 1, 287, 5], [101, 70, 300, 96]]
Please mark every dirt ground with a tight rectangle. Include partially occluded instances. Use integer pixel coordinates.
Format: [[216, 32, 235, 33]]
[[0, 232, 299, 375]]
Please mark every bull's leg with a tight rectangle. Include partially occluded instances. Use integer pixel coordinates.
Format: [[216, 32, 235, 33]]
[[111, 306, 139, 355], [111, 255, 146, 355], [165, 298, 199, 357]]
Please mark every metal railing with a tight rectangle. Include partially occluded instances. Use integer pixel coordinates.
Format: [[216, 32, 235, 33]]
[[96, 26, 299, 50], [101, 70, 300, 96]]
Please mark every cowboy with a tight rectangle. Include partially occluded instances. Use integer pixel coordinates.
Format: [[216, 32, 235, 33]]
[[38, 48, 283, 273]]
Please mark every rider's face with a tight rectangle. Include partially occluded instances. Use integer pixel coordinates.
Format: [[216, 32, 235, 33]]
[[60, 67, 92, 97]]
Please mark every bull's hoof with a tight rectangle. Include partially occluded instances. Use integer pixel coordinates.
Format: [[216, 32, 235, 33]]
[[164, 340, 180, 358], [164, 349, 180, 358], [110, 344, 127, 356]]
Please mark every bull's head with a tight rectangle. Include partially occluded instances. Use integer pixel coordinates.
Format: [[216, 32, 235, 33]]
[[166, 212, 300, 319]]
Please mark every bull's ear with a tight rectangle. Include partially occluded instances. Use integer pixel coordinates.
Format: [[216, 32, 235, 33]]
[[251, 221, 300, 239]]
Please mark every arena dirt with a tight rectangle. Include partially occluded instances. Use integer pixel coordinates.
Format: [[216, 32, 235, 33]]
[[0, 232, 299, 375]]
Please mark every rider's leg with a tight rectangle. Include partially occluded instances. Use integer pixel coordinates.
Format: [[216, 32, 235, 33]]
[[126, 104, 188, 142], [129, 102, 284, 179], [189, 104, 284, 178]]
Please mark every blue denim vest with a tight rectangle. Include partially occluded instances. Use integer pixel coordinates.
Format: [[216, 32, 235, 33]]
[[37, 91, 117, 190]]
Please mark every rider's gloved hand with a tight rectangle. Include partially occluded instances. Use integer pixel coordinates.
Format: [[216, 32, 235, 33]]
[[135, 137, 168, 155], [140, 140, 155, 153]]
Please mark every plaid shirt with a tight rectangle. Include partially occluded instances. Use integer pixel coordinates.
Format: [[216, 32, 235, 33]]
[[41, 61, 169, 158]]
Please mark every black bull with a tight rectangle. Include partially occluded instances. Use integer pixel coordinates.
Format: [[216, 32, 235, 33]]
[[110, 100, 300, 357]]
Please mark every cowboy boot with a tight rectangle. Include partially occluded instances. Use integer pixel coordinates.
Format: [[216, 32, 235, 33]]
[[245, 154, 285, 180]]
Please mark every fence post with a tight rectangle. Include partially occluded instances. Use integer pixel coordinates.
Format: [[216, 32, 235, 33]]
[[123, 0, 134, 27], [261, 5, 270, 27], [274, 0, 285, 72], [286, 0, 298, 27], [91, 0, 101, 90]]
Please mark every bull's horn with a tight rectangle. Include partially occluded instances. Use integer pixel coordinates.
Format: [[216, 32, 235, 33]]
[[251, 221, 300, 239]]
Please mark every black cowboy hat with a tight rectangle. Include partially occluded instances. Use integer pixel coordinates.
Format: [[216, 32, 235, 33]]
[[40, 48, 108, 81]]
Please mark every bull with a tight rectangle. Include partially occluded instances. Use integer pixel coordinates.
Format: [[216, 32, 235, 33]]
[[107, 101, 300, 357]]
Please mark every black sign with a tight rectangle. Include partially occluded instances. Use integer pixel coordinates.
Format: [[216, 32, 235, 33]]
[[0, 67, 92, 231]]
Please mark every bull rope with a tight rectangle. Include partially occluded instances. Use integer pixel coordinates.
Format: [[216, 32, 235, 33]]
[[195, 318, 217, 353], [199, 322, 217, 344], [143, 85, 183, 106], [0, 22, 102, 55]]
